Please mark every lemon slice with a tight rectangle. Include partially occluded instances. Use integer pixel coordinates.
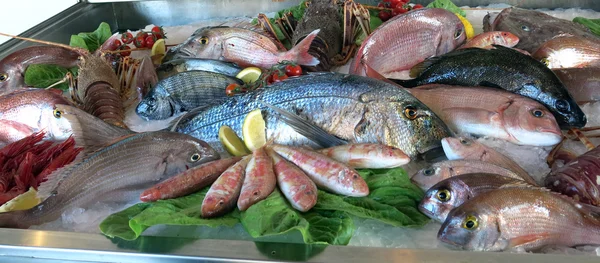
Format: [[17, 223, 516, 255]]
[[219, 125, 250, 156], [0, 187, 41, 213], [456, 14, 474, 40], [242, 109, 267, 151], [236, 67, 262, 84], [151, 38, 166, 64]]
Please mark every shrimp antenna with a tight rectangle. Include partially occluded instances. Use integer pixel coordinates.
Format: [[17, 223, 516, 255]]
[[0, 32, 85, 53]]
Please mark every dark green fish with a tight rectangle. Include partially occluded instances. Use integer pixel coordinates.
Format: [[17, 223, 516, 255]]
[[392, 46, 586, 129]]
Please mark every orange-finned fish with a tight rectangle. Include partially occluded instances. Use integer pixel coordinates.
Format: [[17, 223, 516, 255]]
[[267, 148, 317, 212], [237, 147, 276, 211], [201, 156, 250, 218], [438, 187, 600, 251], [318, 143, 410, 169], [271, 144, 369, 197], [140, 157, 241, 202], [459, 31, 519, 49]]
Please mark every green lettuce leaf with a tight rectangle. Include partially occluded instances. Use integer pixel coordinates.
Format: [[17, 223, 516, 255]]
[[69, 22, 112, 52], [427, 0, 466, 17], [573, 17, 600, 36], [23, 64, 78, 91]]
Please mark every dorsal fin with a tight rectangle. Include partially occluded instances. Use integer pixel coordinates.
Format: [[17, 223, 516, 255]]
[[54, 104, 134, 154]]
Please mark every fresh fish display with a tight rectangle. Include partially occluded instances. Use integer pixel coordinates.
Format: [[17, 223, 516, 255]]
[[553, 68, 600, 105], [484, 7, 600, 53], [533, 36, 600, 69], [238, 147, 276, 211], [201, 156, 251, 218], [173, 73, 451, 160], [164, 26, 320, 68], [267, 148, 317, 212], [420, 173, 527, 223], [0, 89, 73, 147], [0, 129, 219, 228], [459, 31, 519, 49], [392, 46, 586, 129], [441, 137, 537, 185], [318, 143, 410, 169], [350, 8, 466, 78], [156, 58, 242, 80], [140, 157, 241, 202], [271, 144, 369, 197], [438, 187, 600, 251], [408, 84, 561, 146], [136, 70, 242, 120], [411, 160, 523, 191]]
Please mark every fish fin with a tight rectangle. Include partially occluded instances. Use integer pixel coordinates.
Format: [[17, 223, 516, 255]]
[[509, 233, 552, 248], [55, 104, 134, 154], [478, 81, 503, 89], [259, 100, 347, 148], [389, 78, 419, 88], [287, 29, 320, 66], [36, 160, 80, 201], [409, 57, 439, 78], [499, 180, 535, 188], [168, 105, 213, 132]]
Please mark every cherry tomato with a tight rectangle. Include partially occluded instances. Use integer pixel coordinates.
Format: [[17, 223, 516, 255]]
[[225, 83, 239, 96], [108, 39, 122, 51], [389, 0, 404, 8], [413, 4, 423, 9], [120, 46, 131, 57], [392, 6, 408, 16], [134, 36, 146, 48], [121, 32, 134, 44], [271, 73, 288, 83], [378, 10, 392, 21], [145, 35, 156, 48], [285, 64, 302, 77], [377, 2, 388, 8], [151, 26, 165, 39]]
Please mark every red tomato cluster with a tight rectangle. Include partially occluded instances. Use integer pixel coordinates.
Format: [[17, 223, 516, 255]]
[[107, 26, 166, 57], [377, 0, 424, 21], [267, 64, 302, 84]]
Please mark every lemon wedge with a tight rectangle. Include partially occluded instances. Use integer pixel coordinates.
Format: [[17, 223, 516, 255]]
[[219, 125, 251, 156], [236, 67, 262, 84], [456, 14, 474, 40], [242, 109, 267, 151], [151, 38, 166, 64], [0, 187, 41, 213]]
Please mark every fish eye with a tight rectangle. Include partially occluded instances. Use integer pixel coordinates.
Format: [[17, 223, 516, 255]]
[[555, 99, 570, 112], [462, 215, 479, 230], [190, 153, 201, 162], [53, 109, 62, 118], [454, 28, 463, 39], [459, 138, 471, 145], [531, 109, 544, 118], [199, 36, 209, 45], [436, 189, 451, 202], [521, 25, 530, 32], [540, 58, 550, 67], [423, 168, 434, 176], [404, 106, 418, 120], [0, 73, 7, 82]]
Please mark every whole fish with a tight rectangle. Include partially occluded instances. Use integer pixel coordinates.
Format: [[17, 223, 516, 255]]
[[238, 147, 276, 211], [392, 46, 586, 129], [201, 156, 250, 218], [419, 173, 527, 223], [484, 7, 600, 53], [164, 26, 320, 68], [267, 148, 317, 212], [438, 187, 600, 251], [441, 137, 537, 185], [271, 144, 369, 197], [350, 8, 466, 79], [0, 130, 219, 228], [136, 70, 242, 120], [156, 58, 242, 80], [459, 31, 519, 49], [0, 89, 73, 147], [408, 84, 561, 146], [411, 159, 523, 191], [553, 68, 600, 105], [0, 46, 81, 96], [318, 143, 410, 169], [533, 36, 600, 69], [173, 73, 451, 161]]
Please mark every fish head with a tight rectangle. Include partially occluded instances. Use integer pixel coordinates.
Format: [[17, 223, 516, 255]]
[[420, 177, 470, 223], [441, 137, 484, 160], [411, 163, 447, 191], [438, 203, 502, 251], [503, 98, 561, 146], [136, 88, 174, 120], [178, 27, 224, 60], [537, 77, 587, 128], [494, 32, 520, 47], [0, 66, 20, 94], [43, 104, 73, 141], [438, 16, 467, 55], [162, 134, 220, 175]]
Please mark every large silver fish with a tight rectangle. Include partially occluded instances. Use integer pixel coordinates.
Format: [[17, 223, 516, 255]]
[[173, 73, 451, 161], [156, 58, 242, 80]]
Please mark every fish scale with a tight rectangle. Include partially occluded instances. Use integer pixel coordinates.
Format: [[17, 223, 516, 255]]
[[174, 73, 451, 159]]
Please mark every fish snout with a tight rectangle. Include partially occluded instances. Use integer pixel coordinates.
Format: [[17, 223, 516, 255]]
[[198, 141, 221, 164], [136, 96, 172, 120]]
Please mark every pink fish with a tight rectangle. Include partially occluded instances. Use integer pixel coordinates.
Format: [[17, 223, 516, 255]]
[[237, 147, 276, 211], [459, 31, 519, 49], [267, 148, 317, 212], [201, 156, 250, 218], [318, 143, 409, 168]]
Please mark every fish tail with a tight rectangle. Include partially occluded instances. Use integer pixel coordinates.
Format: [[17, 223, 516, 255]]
[[0, 210, 26, 228], [286, 29, 320, 66]]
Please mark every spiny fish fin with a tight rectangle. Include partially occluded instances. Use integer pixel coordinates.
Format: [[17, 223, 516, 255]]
[[509, 233, 552, 248], [259, 100, 347, 148], [55, 104, 133, 154], [288, 29, 320, 66], [36, 160, 80, 200], [409, 57, 440, 78]]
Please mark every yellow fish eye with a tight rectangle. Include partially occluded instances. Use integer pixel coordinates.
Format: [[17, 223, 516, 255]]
[[53, 109, 62, 118], [0, 73, 7, 81], [190, 153, 201, 162], [540, 58, 550, 67], [199, 36, 209, 45], [462, 215, 479, 230], [436, 189, 451, 202], [404, 106, 418, 120]]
